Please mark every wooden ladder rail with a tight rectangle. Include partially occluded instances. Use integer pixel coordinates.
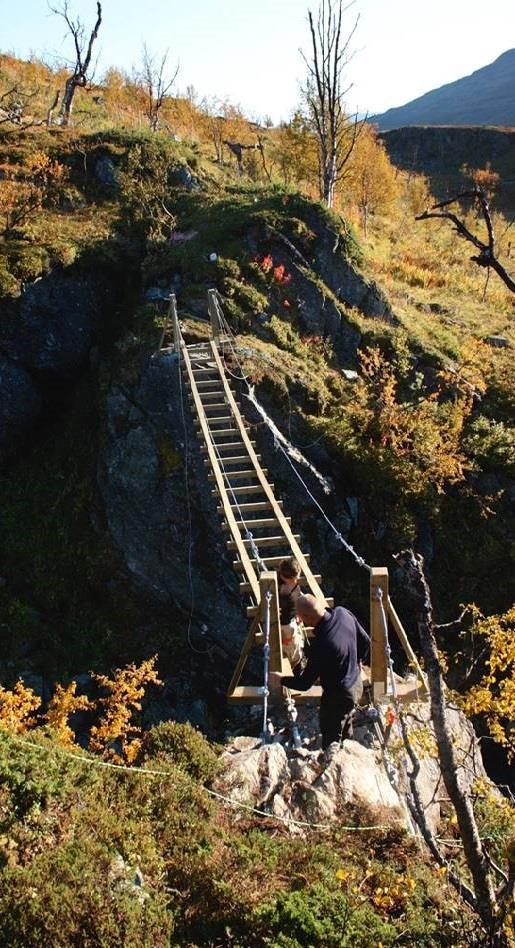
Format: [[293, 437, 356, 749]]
[[209, 340, 328, 604], [182, 345, 260, 601]]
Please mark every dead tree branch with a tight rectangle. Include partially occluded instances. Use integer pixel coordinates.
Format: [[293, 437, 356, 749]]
[[416, 187, 515, 294], [140, 44, 179, 132], [50, 0, 102, 126], [395, 549, 508, 939]]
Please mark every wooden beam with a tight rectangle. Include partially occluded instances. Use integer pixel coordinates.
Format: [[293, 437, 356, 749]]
[[209, 341, 328, 604], [370, 567, 389, 701], [387, 596, 428, 694], [182, 346, 260, 600]]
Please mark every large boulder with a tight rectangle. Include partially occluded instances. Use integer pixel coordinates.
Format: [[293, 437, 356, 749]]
[[217, 736, 406, 829]]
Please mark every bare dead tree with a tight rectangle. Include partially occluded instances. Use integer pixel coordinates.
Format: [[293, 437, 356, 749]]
[[0, 83, 43, 128], [416, 187, 515, 294], [50, 0, 102, 126], [301, 0, 365, 207], [396, 549, 514, 945], [140, 44, 179, 132]]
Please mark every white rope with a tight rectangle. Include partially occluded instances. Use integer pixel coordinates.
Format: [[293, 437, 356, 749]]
[[3, 732, 406, 832], [214, 295, 372, 574]]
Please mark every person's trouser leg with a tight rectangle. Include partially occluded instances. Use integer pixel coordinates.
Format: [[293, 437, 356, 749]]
[[320, 678, 364, 749]]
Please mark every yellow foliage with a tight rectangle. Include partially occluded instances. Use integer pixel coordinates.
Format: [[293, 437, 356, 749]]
[[0, 681, 40, 734], [462, 605, 515, 758], [89, 656, 162, 763], [345, 347, 471, 497], [44, 682, 91, 747]]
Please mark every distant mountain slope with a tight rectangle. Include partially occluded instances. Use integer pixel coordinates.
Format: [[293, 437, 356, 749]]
[[371, 49, 515, 130]]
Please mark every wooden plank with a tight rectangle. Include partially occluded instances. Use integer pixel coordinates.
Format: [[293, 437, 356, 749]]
[[208, 469, 266, 481], [182, 346, 260, 600], [260, 571, 286, 675], [233, 553, 310, 571], [222, 518, 286, 531], [201, 442, 253, 453], [246, 595, 333, 618], [228, 684, 322, 705], [227, 534, 300, 551], [210, 340, 327, 604], [387, 597, 428, 693], [220, 501, 281, 514], [370, 567, 389, 701], [214, 484, 272, 497], [226, 613, 260, 696], [239, 573, 321, 594]]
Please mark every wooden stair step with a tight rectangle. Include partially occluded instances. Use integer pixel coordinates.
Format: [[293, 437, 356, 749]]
[[223, 501, 282, 514], [209, 469, 266, 481], [205, 455, 260, 466], [222, 517, 287, 531], [197, 416, 232, 425], [203, 403, 231, 412], [239, 572, 321, 593], [206, 428, 240, 437], [227, 534, 298, 551], [233, 552, 309, 570], [227, 685, 322, 705], [214, 484, 272, 497], [201, 441, 254, 452]]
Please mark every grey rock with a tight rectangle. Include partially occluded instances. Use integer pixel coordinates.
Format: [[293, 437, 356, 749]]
[[0, 356, 42, 458], [485, 335, 510, 348], [171, 165, 200, 191], [0, 273, 101, 374], [341, 368, 358, 381], [95, 155, 119, 189]]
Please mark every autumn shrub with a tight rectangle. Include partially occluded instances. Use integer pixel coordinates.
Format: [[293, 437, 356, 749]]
[[461, 605, 515, 758], [0, 258, 20, 297], [253, 883, 396, 947], [138, 720, 219, 783], [464, 416, 515, 477]]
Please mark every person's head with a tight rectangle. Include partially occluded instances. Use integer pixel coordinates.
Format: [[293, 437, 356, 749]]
[[278, 557, 301, 586], [296, 594, 326, 628]]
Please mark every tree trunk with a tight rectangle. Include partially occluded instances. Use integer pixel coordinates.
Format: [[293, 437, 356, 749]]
[[401, 550, 498, 932], [59, 76, 76, 127]]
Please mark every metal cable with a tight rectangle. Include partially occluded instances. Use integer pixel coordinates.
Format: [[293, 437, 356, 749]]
[[213, 295, 372, 574]]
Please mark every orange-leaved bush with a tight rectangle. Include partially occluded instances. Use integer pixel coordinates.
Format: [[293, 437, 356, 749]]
[[89, 655, 162, 763], [44, 682, 92, 747], [0, 681, 41, 733]]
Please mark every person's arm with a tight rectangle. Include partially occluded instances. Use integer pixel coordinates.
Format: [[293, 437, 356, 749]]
[[356, 618, 370, 663], [281, 639, 321, 691]]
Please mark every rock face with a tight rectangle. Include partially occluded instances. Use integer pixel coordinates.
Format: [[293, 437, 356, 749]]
[[0, 272, 101, 374], [217, 736, 405, 828], [215, 703, 492, 833], [98, 351, 249, 660], [0, 356, 42, 459]]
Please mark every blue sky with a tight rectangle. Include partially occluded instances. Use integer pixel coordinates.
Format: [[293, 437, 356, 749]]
[[3, 0, 515, 122]]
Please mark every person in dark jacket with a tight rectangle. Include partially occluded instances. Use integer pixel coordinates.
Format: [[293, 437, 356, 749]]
[[278, 557, 304, 669], [278, 594, 370, 749]]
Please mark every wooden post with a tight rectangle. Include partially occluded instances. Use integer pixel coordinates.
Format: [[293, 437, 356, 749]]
[[259, 571, 287, 675], [169, 294, 182, 354], [370, 567, 389, 701], [207, 288, 221, 343]]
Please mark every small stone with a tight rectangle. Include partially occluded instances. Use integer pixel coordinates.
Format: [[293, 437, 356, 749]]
[[341, 369, 358, 381], [485, 335, 509, 348]]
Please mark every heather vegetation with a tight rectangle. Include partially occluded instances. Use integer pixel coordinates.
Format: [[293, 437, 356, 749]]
[[0, 23, 514, 947]]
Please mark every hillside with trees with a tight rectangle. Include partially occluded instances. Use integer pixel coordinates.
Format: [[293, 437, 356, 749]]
[[0, 2, 514, 945]]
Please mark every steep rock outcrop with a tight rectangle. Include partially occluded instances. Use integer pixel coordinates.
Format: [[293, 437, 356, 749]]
[[0, 271, 102, 374], [98, 351, 248, 659], [0, 355, 42, 460]]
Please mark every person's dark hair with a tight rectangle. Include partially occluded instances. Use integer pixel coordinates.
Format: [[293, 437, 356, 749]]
[[278, 556, 301, 580]]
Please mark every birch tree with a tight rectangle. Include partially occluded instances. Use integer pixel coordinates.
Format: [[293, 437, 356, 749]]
[[302, 0, 365, 207], [50, 1, 102, 126]]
